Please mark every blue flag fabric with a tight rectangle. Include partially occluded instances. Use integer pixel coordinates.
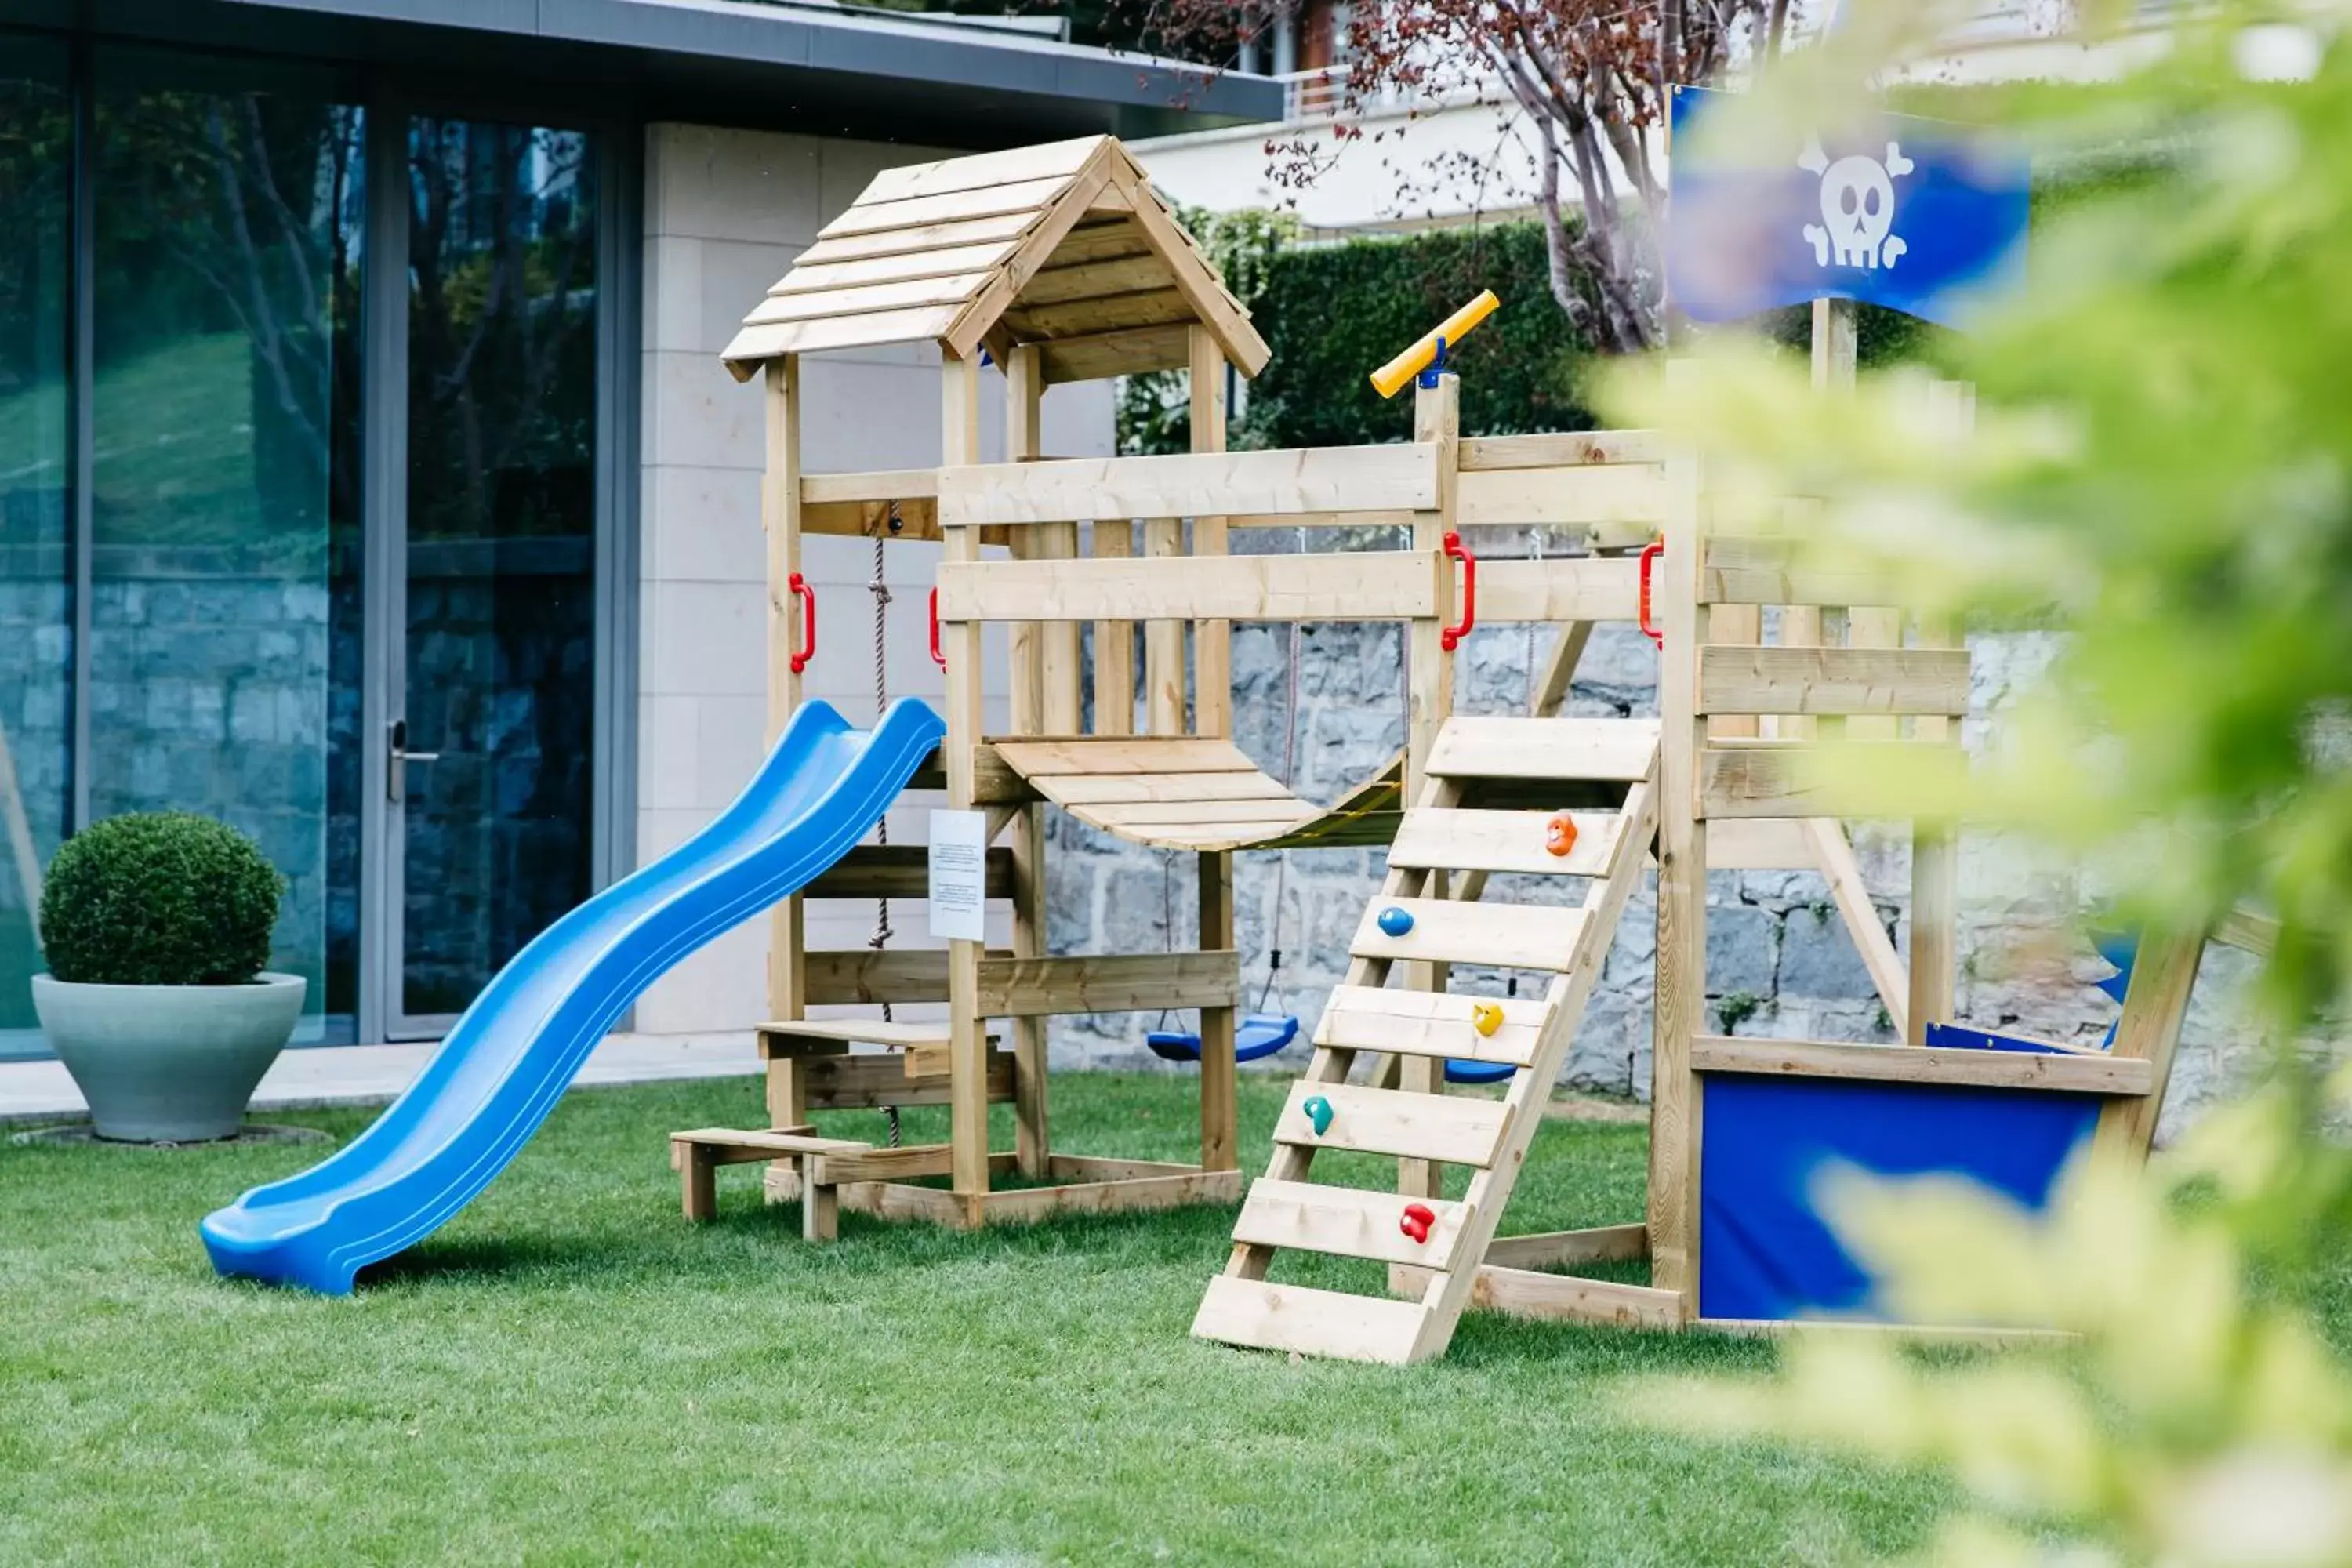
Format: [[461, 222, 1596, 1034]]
[[1666, 85, 2029, 329]]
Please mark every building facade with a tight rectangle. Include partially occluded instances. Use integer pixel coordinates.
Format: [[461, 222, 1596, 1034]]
[[0, 0, 1276, 1055]]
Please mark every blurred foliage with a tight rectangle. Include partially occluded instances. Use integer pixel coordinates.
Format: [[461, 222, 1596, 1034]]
[[1613, 0, 2352, 1033], [1612, 4, 2352, 1563]]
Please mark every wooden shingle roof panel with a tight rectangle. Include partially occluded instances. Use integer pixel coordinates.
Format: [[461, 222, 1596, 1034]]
[[720, 136, 1270, 382]]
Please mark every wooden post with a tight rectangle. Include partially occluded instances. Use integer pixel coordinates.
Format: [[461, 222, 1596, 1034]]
[[1773, 297, 1855, 743], [1091, 521, 1135, 735], [1650, 378, 1708, 1314], [1906, 380, 1973, 1041], [1189, 327, 1233, 739], [942, 348, 991, 1212], [1397, 372, 1462, 1202], [1189, 326, 1239, 1171], [1142, 515, 1185, 735], [762, 355, 808, 1147], [2094, 927, 2205, 1159], [1005, 345, 1052, 1178]]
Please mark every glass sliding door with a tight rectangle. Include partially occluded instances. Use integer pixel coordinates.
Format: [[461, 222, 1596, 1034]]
[[0, 38, 72, 1056], [88, 52, 365, 1040], [388, 117, 598, 1030]]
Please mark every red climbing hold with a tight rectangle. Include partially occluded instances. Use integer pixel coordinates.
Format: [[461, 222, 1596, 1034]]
[[1400, 1203, 1436, 1244]]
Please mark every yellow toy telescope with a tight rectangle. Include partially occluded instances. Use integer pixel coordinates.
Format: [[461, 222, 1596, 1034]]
[[1370, 290, 1499, 399]]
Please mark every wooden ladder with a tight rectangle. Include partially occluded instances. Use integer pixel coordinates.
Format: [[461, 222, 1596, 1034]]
[[1192, 716, 1663, 1364]]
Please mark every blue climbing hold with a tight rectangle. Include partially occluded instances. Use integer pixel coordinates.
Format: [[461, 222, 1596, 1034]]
[[1377, 906, 1415, 938], [1301, 1094, 1334, 1136]]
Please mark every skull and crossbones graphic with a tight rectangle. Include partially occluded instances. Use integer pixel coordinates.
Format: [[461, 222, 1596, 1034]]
[[1798, 134, 1915, 270]]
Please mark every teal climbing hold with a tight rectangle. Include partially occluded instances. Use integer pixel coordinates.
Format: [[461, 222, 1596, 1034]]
[[1301, 1094, 1334, 1136], [1377, 906, 1415, 938]]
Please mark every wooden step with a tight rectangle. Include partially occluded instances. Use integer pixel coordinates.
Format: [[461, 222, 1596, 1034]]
[[1387, 808, 1625, 877], [670, 1126, 875, 1163], [1192, 1276, 1431, 1364], [1311, 985, 1547, 1069], [1349, 898, 1586, 971], [1273, 1081, 1509, 1167], [1425, 717, 1658, 784], [1233, 1178, 1472, 1270]]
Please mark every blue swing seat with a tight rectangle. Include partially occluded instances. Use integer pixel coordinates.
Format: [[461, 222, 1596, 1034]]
[[1443, 1058, 1517, 1085], [1147, 1013, 1301, 1064]]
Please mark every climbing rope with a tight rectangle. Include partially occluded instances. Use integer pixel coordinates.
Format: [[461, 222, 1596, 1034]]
[[870, 509, 901, 1149]]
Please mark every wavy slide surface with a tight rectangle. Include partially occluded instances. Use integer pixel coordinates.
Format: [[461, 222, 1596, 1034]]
[[203, 699, 945, 1294]]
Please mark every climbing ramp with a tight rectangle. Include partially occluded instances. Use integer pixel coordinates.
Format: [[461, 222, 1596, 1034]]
[[990, 738, 1407, 853], [1192, 715, 1661, 1364]]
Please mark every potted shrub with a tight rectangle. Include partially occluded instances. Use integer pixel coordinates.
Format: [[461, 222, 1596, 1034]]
[[31, 812, 303, 1142]]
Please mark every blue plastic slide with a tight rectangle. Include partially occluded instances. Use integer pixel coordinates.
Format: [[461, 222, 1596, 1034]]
[[201, 699, 946, 1294]]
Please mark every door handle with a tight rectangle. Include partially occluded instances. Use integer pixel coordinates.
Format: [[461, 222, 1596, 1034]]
[[387, 719, 441, 802]]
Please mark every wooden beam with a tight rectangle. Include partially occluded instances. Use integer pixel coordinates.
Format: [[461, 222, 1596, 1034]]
[[937, 444, 1440, 527], [1482, 1222, 1649, 1269], [973, 951, 1239, 1017], [1691, 1035, 2154, 1094], [1459, 430, 1665, 469], [1457, 464, 1665, 529], [804, 845, 1015, 901], [1390, 1261, 1682, 1330], [1699, 646, 1972, 717], [1475, 557, 1642, 624], [937, 550, 1446, 624], [972, 1167, 1243, 1225]]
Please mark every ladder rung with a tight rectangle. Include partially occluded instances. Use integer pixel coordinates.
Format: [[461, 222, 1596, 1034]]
[[1425, 717, 1659, 783], [1350, 898, 1586, 971], [1234, 1178, 1471, 1270], [1388, 808, 1625, 877], [1274, 1081, 1508, 1167], [1192, 1276, 1430, 1364], [1312, 985, 1544, 1068]]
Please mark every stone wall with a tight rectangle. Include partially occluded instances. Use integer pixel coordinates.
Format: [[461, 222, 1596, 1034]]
[[1042, 601, 2261, 1143]]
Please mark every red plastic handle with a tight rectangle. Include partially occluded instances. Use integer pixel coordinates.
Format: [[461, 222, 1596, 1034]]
[[1638, 540, 1664, 648], [928, 586, 946, 670], [788, 572, 816, 675], [1400, 1203, 1436, 1244], [1439, 531, 1476, 652]]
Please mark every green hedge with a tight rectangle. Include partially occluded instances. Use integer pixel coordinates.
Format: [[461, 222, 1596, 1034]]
[[1237, 223, 1600, 450], [1120, 217, 1945, 454]]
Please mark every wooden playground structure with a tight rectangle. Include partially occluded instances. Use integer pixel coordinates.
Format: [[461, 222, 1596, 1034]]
[[665, 133, 2267, 1361]]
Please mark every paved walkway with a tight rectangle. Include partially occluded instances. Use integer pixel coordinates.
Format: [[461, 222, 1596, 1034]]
[[0, 1032, 761, 1127]]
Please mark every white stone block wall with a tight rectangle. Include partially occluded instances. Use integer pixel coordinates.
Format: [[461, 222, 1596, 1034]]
[[633, 123, 1115, 1033]]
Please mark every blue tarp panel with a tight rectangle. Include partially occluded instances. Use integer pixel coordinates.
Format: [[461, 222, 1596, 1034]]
[[1697, 1064, 2100, 1322]]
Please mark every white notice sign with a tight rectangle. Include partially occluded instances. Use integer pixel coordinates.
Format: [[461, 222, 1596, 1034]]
[[927, 809, 989, 942]]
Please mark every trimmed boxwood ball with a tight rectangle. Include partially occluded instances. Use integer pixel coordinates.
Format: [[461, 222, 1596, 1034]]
[[40, 813, 286, 987]]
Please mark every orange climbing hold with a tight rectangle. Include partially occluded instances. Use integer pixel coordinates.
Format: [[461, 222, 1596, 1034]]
[[1546, 814, 1578, 858]]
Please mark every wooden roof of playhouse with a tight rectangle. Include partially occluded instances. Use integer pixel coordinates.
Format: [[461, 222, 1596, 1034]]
[[720, 135, 1271, 386]]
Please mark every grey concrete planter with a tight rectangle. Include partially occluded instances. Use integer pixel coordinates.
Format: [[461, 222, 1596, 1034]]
[[31, 973, 307, 1142]]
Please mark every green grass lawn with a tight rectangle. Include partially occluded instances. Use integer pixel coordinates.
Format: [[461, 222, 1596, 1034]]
[[0, 1070, 2020, 1565]]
